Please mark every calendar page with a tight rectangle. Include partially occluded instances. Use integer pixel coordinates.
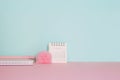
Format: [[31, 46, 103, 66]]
[[49, 42, 67, 63]]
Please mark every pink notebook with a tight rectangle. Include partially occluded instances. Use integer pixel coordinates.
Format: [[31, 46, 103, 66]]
[[0, 56, 35, 65]]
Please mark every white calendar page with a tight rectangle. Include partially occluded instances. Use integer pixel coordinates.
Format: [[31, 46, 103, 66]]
[[49, 42, 67, 63]]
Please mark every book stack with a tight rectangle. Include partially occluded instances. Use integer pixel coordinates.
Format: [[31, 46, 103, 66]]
[[0, 56, 34, 65]]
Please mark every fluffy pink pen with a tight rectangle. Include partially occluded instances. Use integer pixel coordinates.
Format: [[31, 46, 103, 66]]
[[36, 51, 51, 64]]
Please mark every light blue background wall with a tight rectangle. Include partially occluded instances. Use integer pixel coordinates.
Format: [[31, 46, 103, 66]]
[[0, 0, 120, 61]]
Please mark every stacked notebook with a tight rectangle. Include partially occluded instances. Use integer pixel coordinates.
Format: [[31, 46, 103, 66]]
[[0, 57, 34, 65]]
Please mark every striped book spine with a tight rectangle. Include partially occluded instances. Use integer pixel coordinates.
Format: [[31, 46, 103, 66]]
[[0, 56, 35, 65]]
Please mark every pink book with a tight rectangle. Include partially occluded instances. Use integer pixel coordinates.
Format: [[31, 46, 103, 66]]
[[0, 56, 35, 65]]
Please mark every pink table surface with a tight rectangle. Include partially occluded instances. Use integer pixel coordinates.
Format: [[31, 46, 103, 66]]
[[0, 62, 120, 80]]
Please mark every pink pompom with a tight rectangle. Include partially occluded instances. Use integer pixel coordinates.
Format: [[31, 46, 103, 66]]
[[36, 51, 51, 64]]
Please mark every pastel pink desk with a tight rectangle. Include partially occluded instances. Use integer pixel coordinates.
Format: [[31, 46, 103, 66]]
[[0, 63, 120, 80]]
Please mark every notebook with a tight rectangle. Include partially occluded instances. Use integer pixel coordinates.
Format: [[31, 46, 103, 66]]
[[49, 42, 67, 63], [0, 58, 34, 65]]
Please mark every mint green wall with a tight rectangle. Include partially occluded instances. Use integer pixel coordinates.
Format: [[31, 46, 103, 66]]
[[0, 0, 120, 61]]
